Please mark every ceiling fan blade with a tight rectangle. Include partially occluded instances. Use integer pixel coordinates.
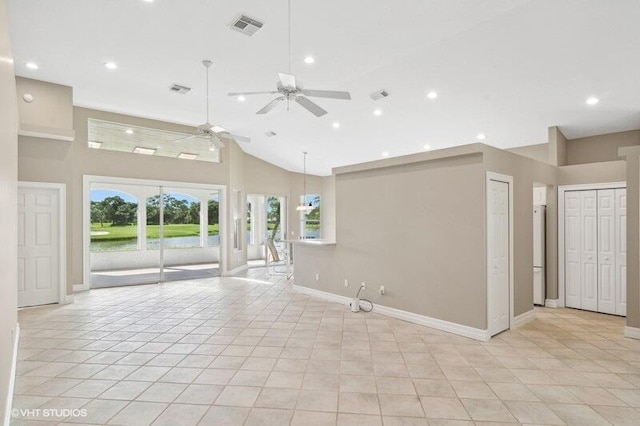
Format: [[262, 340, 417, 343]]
[[295, 96, 327, 117], [172, 134, 198, 143], [301, 89, 351, 100], [227, 91, 279, 96], [257, 97, 285, 114], [278, 73, 297, 91], [210, 134, 225, 150]]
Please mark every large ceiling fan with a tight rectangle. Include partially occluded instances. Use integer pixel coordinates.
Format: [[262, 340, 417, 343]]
[[227, 0, 351, 117], [175, 60, 250, 149]]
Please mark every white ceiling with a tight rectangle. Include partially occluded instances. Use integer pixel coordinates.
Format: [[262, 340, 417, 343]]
[[8, 0, 640, 176]]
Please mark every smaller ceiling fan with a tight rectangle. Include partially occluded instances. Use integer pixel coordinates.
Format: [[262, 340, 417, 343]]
[[174, 60, 250, 149], [228, 73, 350, 117]]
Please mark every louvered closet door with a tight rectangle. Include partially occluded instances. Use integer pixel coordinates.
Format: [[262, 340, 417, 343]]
[[615, 188, 627, 316], [597, 190, 616, 314], [580, 191, 598, 312], [565, 191, 582, 309]]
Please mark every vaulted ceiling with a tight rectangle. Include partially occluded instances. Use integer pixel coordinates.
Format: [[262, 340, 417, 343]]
[[8, 0, 640, 175]]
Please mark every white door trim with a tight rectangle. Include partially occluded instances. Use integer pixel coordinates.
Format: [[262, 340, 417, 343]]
[[18, 181, 67, 305], [82, 175, 227, 291], [486, 172, 514, 336], [558, 181, 625, 308]]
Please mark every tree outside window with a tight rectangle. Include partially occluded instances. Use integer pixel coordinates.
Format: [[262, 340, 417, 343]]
[[301, 195, 320, 239]]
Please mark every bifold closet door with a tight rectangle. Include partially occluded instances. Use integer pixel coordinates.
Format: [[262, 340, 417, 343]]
[[565, 191, 582, 309], [580, 191, 598, 311], [565, 190, 598, 310], [615, 188, 627, 316], [597, 190, 616, 314]]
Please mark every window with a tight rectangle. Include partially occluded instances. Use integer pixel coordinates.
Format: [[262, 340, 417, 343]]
[[146, 193, 201, 249], [247, 201, 254, 245], [233, 190, 243, 251], [267, 196, 282, 241], [90, 190, 139, 252], [208, 192, 220, 246], [301, 195, 320, 239], [87, 119, 220, 163]]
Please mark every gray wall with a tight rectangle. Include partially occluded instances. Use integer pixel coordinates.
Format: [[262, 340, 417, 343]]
[[16, 77, 73, 132], [507, 143, 548, 163], [567, 130, 640, 165], [549, 126, 567, 166], [296, 153, 489, 329], [0, 0, 18, 419]]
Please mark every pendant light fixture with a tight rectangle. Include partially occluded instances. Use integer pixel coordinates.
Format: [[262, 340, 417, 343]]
[[296, 152, 314, 212]]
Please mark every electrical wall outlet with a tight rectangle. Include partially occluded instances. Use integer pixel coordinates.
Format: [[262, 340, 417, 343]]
[[344, 279, 349, 287], [315, 273, 320, 281], [379, 285, 385, 295]]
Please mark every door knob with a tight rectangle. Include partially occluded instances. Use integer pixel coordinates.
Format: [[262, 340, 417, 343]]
[[605, 257, 609, 261]]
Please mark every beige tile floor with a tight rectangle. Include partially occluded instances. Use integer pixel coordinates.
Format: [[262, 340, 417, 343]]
[[10, 268, 640, 425]]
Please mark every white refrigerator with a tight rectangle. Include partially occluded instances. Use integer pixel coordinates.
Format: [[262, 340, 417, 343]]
[[533, 205, 546, 305]]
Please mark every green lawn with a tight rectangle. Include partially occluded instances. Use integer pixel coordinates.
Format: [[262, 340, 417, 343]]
[[91, 223, 219, 241]]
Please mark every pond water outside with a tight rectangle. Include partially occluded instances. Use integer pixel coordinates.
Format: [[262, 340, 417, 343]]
[[91, 235, 221, 252]]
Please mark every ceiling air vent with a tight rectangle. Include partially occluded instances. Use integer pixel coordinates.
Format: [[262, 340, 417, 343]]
[[170, 84, 191, 94], [230, 14, 264, 37], [370, 89, 390, 101]]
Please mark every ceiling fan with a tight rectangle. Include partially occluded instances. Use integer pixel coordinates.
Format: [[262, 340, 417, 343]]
[[227, 0, 351, 117], [174, 60, 250, 150]]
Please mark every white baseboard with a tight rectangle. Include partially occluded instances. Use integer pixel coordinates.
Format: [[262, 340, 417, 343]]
[[4, 323, 20, 426], [513, 309, 536, 328], [63, 294, 75, 304], [293, 285, 490, 342], [224, 264, 248, 276], [624, 326, 640, 340], [72, 284, 85, 293], [545, 299, 559, 308]]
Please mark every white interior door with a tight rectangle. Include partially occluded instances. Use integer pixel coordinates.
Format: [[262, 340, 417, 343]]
[[488, 179, 509, 336], [580, 191, 598, 312], [615, 188, 627, 316], [18, 186, 60, 307], [597, 190, 616, 314], [565, 191, 582, 309]]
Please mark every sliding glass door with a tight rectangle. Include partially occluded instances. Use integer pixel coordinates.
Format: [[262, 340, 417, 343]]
[[89, 178, 222, 288]]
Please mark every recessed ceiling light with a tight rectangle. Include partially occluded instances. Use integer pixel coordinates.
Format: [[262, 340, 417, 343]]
[[476, 133, 486, 141], [104, 61, 118, 70], [178, 152, 198, 160], [133, 146, 156, 155], [88, 141, 102, 149], [125, 129, 134, 135], [423, 144, 432, 151], [237, 95, 246, 102], [25, 62, 38, 70], [373, 109, 383, 116], [304, 56, 315, 64], [426, 91, 438, 100], [586, 96, 600, 105], [332, 121, 340, 129], [382, 151, 389, 157]]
